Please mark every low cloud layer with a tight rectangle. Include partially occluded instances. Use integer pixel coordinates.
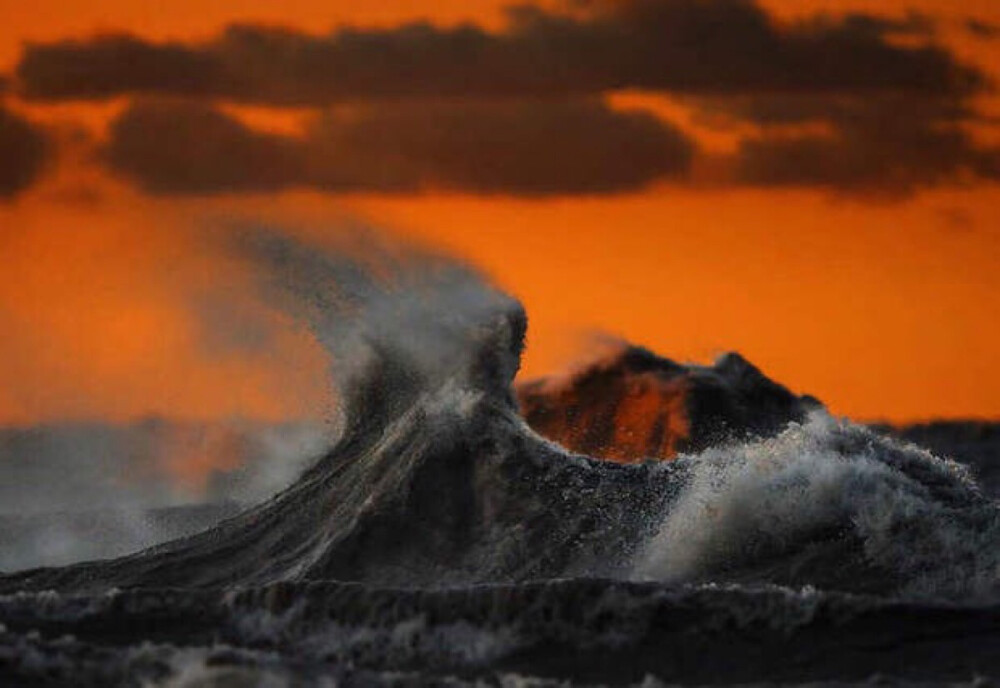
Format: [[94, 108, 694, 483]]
[[105, 99, 695, 195], [4, 0, 1000, 198], [0, 106, 49, 199], [17, 0, 983, 104], [712, 95, 1000, 194]]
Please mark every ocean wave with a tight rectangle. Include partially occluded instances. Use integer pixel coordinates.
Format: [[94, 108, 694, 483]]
[[3, 227, 1000, 684], [636, 412, 1000, 597]]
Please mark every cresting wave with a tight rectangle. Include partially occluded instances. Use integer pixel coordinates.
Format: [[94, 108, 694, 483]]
[[2, 227, 1000, 685], [636, 414, 1000, 597]]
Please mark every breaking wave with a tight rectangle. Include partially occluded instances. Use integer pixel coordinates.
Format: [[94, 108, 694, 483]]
[[636, 413, 1000, 597], [3, 225, 1000, 685]]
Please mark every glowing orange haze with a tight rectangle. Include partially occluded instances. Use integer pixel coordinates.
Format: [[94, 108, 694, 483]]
[[0, 0, 999, 425]]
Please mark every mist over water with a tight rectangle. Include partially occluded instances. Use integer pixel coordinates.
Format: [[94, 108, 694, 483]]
[[0, 418, 327, 569], [0, 221, 519, 571]]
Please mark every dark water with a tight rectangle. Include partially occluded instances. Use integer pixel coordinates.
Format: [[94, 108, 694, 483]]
[[2, 230, 998, 686]]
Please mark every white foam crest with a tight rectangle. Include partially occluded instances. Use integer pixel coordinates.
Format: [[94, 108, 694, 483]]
[[634, 412, 1000, 598]]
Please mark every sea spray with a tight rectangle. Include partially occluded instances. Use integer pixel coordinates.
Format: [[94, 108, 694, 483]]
[[635, 412, 1000, 598]]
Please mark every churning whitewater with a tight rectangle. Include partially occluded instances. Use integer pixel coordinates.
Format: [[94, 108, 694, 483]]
[[2, 228, 1000, 686]]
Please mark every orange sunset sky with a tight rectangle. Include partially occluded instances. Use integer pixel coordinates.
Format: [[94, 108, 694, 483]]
[[0, 0, 998, 424]]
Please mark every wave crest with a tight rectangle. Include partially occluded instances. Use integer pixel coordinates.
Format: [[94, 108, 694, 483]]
[[635, 412, 1000, 597]]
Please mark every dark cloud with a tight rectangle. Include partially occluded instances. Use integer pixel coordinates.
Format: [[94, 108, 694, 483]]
[[13, 1, 999, 197], [307, 99, 695, 194], [966, 18, 1000, 39], [104, 99, 695, 195], [104, 101, 302, 194], [0, 106, 50, 199], [17, 36, 219, 102], [835, 10, 935, 38], [103, 93, 1000, 198], [724, 95, 1000, 194], [697, 92, 977, 127], [17, 0, 984, 105]]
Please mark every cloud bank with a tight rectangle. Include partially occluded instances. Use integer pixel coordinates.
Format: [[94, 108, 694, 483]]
[[17, 1, 982, 104], [5, 0, 1000, 198], [0, 106, 49, 199], [104, 99, 694, 195]]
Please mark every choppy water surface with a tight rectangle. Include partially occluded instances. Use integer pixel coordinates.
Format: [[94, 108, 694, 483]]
[[3, 230, 998, 686]]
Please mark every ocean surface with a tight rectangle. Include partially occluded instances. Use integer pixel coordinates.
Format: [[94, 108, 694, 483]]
[[2, 229, 998, 687]]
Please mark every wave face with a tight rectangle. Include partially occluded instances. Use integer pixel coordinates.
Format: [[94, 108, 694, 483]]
[[2, 229, 1000, 686]]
